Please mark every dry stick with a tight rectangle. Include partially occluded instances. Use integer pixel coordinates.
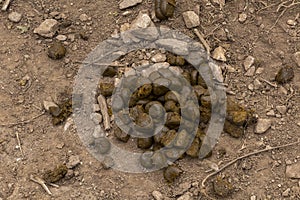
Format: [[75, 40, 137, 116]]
[[0, 111, 45, 127], [97, 94, 111, 131], [15, 132, 24, 158], [30, 175, 52, 195], [201, 140, 300, 190], [75, 61, 126, 67], [260, 78, 277, 88], [1, 0, 12, 11], [193, 28, 211, 58]]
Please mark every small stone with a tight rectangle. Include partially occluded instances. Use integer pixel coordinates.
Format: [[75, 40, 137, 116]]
[[43, 100, 61, 117], [119, 0, 143, 10], [177, 192, 192, 200], [250, 195, 256, 200], [266, 110, 275, 117], [253, 79, 262, 90], [286, 163, 300, 178], [287, 19, 297, 26], [151, 53, 167, 63], [248, 84, 254, 91], [92, 104, 100, 112], [293, 52, 300, 67], [275, 66, 294, 84], [238, 13, 247, 23], [282, 188, 290, 197], [8, 12, 22, 23], [34, 19, 59, 38], [56, 35, 67, 41], [152, 190, 164, 200], [182, 11, 200, 28], [90, 113, 103, 124], [79, 13, 89, 22], [244, 56, 255, 71], [212, 46, 226, 62], [276, 105, 287, 115], [66, 155, 81, 169], [245, 66, 256, 77], [255, 118, 272, 134]]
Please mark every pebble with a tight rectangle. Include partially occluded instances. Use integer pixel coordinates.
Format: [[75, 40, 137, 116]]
[[79, 13, 89, 22], [212, 46, 226, 62], [276, 105, 287, 115], [34, 19, 59, 38], [43, 100, 61, 117], [293, 52, 300, 67], [152, 190, 164, 200], [90, 113, 103, 124], [238, 13, 247, 23], [8, 12, 22, 23], [151, 53, 167, 63], [253, 79, 262, 90], [266, 110, 275, 117], [282, 188, 290, 197], [66, 155, 81, 169], [286, 163, 300, 178], [287, 19, 297, 26], [244, 56, 255, 71], [245, 66, 256, 77], [250, 195, 256, 200], [182, 11, 200, 28], [119, 0, 142, 10], [255, 118, 272, 134], [56, 34, 67, 41], [177, 192, 193, 200]]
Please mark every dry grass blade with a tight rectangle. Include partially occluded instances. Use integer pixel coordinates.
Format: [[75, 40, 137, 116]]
[[30, 175, 52, 195], [201, 140, 300, 199], [0, 111, 45, 127]]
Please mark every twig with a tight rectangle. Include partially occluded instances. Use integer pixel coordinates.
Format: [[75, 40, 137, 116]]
[[75, 61, 126, 67], [260, 78, 277, 88], [15, 132, 24, 158], [256, 1, 281, 13], [201, 140, 300, 196], [0, 111, 45, 127], [97, 94, 111, 131], [269, 0, 300, 31], [1, 0, 12, 11], [193, 28, 211, 58], [30, 175, 52, 195]]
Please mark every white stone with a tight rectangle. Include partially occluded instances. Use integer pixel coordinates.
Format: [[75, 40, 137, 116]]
[[119, 0, 143, 10], [152, 190, 164, 200], [8, 12, 22, 23], [244, 56, 255, 71], [266, 110, 275, 117], [43, 100, 61, 117], [238, 13, 247, 23], [177, 192, 192, 200], [182, 11, 200, 28], [287, 19, 297, 26], [276, 105, 287, 115], [212, 46, 226, 62], [286, 163, 300, 178], [79, 13, 89, 22], [90, 113, 103, 124], [56, 34, 67, 41], [250, 195, 256, 200], [245, 66, 256, 77], [34, 19, 59, 38], [253, 79, 262, 90], [255, 118, 272, 134], [293, 52, 300, 67], [151, 53, 167, 63]]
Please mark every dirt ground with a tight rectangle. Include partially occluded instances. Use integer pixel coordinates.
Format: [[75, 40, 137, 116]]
[[0, 0, 300, 199]]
